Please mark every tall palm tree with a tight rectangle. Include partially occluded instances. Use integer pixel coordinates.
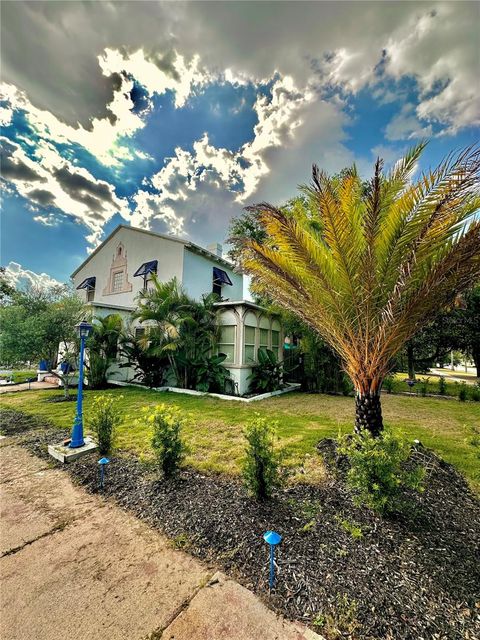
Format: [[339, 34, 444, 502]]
[[235, 144, 480, 436]]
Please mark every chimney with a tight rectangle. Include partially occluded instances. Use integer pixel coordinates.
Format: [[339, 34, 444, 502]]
[[207, 242, 223, 257]]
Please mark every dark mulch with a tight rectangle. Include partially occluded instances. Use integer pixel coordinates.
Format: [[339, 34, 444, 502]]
[[1, 408, 479, 640]]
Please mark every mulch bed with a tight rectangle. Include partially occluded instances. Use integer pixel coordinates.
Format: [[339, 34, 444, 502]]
[[1, 408, 479, 640]]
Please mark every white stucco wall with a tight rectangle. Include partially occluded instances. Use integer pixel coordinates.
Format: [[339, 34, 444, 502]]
[[182, 249, 243, 301], [72, 227, 186, 309]]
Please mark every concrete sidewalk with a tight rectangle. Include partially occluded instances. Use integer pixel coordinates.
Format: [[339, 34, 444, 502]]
[[0, 443, 322, 640]]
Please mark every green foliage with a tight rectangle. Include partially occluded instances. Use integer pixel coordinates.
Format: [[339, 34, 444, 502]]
[[133, 278, 228, 391], [458, 382, 468, 402], [0, 283, 84, 366], [118, 328, 170, 387], [87, 314, 123, 389], [438, 376, 447, 395], [88, 394, 123, 455], [242, 415, 282, 499], [338, 429, 425, 515], [233, 145, 480, 436], [382, 376, 394, 394], [313, 593, 360, 639], [149, 403, 187, 478], [248, 348, 283, 393], [419, 377, 430, 397], [470, 385, 480, 402], [337, 517, 363, 539]]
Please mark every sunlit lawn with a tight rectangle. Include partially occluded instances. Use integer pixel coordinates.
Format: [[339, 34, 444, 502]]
[[1, 387, 479, 491]]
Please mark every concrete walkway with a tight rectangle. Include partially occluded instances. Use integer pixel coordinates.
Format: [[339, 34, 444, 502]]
[[0, 381, 55, 394], [0, 443, 322, 640]]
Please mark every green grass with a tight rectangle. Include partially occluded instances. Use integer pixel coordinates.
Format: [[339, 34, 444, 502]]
[[1, 387, 479, 491], [0, 369, 36, 384]]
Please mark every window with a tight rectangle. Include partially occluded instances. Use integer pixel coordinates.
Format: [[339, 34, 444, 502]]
[[135, 327, 146, 339], [134, 260, 158, 291], [112, 271, 123, 292], [76, 276, 96, 302], [218, 325, 235, 363], [244, 325, 256, 363], [212, 267, 233, 297], [259, 328, 269, 353], [271, 330, 280, 359]]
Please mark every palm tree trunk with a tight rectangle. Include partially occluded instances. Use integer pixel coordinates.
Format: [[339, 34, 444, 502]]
[[354, 391, 383, 437]]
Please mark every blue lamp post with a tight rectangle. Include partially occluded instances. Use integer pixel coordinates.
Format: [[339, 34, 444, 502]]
[[263, 530, 282, 589], [69, 320, 93, 448]]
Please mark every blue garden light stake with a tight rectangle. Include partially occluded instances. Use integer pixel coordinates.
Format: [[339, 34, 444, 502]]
[[263, 530, 282, 589], [69, 320, 93, 448], [98, 457, 110, 489]]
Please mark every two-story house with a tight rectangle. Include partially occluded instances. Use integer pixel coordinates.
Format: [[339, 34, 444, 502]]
[[72, 225, 283, 394]]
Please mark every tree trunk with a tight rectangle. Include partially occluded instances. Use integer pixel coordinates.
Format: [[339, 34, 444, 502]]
[[354, 392, 383, 437], [407, 343, 415, 380], [473, 345, 480, 379]]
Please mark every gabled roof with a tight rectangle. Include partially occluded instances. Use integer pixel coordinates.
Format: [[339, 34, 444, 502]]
[[71, 224, 235, 278]]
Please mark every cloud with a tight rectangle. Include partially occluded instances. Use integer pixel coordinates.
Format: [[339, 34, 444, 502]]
[[3, 261, 63, 289], [385, 103, 433, 141], [1, 137, 129, 245]]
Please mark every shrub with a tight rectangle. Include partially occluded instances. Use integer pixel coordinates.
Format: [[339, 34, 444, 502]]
[[149, 404, 186, 478], [419, 377, 429, 397], [458, 382, 468, 402], [88, 394, 123, 455], [438, 376, 447, 395], [338, 429, 425, 515], [470, 387, 480, 401], [242, 415, 282, 499], [382, 376, 394, 394], [248, 348, 283, 394]]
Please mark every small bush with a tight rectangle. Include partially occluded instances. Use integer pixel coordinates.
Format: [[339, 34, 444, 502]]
[[242, 415, 282, 500], [88, 394, 123, 455], [382, 376, 394, 394], [247, 348, 283, 393], [419, 377, 429, 397], [438, 376, 447, 395], [338, 429, 425, 515], [149, 404, 186, 478], [458, 382, 468, 402], [470, 384, 480, 402]]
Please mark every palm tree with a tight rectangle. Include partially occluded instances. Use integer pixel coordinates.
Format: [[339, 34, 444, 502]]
[[234, 144, 480, 436]]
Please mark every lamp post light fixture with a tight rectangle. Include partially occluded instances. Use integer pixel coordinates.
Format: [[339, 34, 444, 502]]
[[98, 457, 110, 489], [69, 320, 93, 448], [263, 530, 282, 589]]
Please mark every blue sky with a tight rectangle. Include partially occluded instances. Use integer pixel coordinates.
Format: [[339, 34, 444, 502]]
[[1, 1, 479, 287]]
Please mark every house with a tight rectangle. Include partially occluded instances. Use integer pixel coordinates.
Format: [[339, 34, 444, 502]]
[[72, 225, 284, 394]]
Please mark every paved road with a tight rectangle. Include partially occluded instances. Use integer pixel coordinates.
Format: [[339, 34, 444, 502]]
[[0, 442, 321, 640]]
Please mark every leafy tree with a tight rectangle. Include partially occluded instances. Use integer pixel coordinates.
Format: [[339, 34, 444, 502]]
[[233, 144, 480, 436], [87, 314, 123, 389], [457, 285, 480, 376], [133, 277, 228, 391], [0, 282, 85, 366]]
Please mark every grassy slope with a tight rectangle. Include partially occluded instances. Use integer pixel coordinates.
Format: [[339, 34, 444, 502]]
[[1, 387, 479, 490]]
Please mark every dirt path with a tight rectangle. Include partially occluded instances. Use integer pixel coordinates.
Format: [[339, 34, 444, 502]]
[[0, 441, 321, 640]]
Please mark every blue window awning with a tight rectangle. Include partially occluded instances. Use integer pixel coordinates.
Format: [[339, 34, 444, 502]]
[[213, 267, 233, 286], [134, 260, 158, 277], [76, 277, 96, 290]]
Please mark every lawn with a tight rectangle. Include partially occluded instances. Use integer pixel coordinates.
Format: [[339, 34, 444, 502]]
[[0, 369, 36, 384], [1, 387, 479, 490]]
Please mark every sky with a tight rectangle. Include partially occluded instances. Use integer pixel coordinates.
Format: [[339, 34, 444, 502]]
[[1, 1, 479, 288]]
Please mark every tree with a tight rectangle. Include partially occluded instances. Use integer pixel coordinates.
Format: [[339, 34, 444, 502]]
[[233, 144, 480, 436], [133, 277, 226, 391], [458, 285, 480, 376], [0, 282, 85, 366], [87, 314, 123, 389]]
